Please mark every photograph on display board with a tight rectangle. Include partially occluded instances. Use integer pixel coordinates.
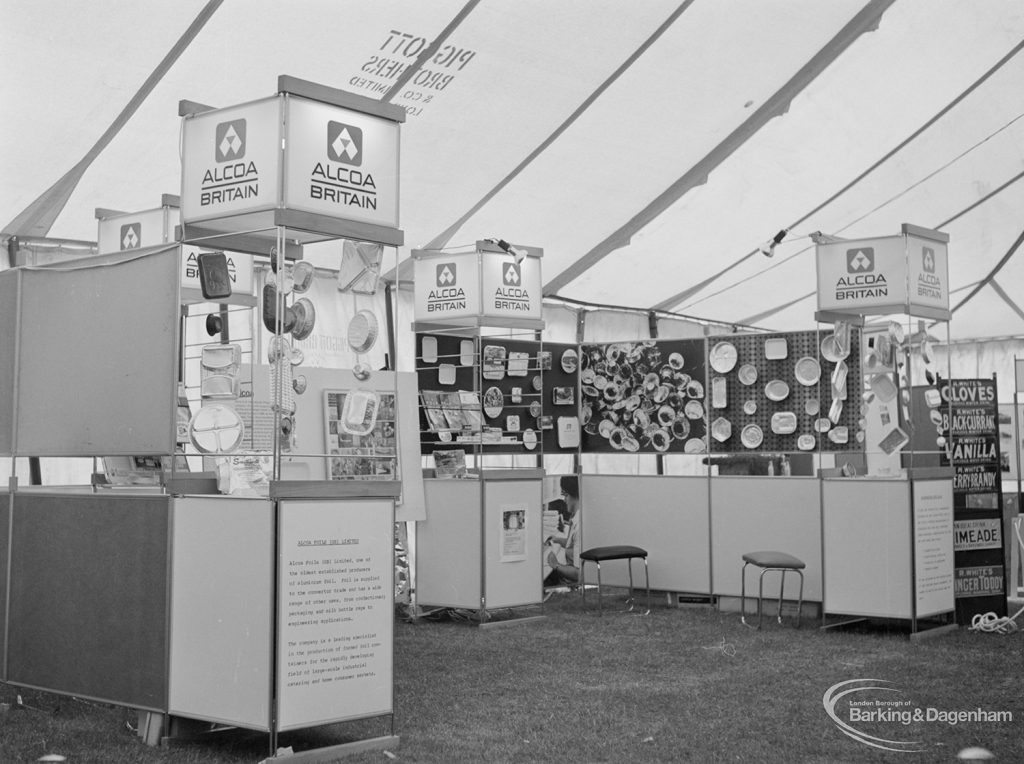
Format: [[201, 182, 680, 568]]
[[579, 339, 707, 454], [500, 506, 528, 562], [324, 390, 398, 480], [542, 474, 581, 588]]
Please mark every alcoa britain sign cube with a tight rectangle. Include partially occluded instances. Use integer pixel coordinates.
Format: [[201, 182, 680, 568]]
[[412, 242, 544, 327], [180, 76, 403, 251], [815, 224, 950, 320], [96, 201, 254, 301]]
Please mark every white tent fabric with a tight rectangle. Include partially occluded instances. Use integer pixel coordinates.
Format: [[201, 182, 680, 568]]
[[2, 0, 1023, 344]]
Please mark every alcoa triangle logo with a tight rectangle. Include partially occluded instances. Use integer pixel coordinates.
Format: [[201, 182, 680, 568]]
[[215, 119, 246, 162], [327, 121, 362, 166], [504, 263, 521, 286], [120, 223, 141, 250], [922, 247, 935, 273], [846, 247, 874, 273], [436, 263, 456, 287]]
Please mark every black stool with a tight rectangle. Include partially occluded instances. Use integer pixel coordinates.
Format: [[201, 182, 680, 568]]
[[579, 545, 650, 615], [740, 551, 805, 629]]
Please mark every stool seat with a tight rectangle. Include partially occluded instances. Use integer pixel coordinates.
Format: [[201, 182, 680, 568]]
[[580, 545, 648, 562], [742, 551, 805, 570], [579, 545, 650, 615], [740, 551, 805, 629]]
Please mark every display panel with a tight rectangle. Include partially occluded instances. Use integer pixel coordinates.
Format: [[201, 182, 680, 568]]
[[416, 332, 569, 456], [580, 339, 707, 454], [324, 389, 399, 480], [706, 329, 862, 454], [9, 252, 179, 456]]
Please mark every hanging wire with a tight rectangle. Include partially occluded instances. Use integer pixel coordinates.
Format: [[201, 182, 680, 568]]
[[658, 37, 1024, 312], [679, 111, 1024, 314]]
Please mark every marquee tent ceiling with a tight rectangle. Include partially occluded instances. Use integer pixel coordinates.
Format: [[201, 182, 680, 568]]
[[3, 0, 1023, 342]]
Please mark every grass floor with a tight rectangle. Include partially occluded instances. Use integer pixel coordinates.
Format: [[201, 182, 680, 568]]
[[1, 590, 1022, 763]]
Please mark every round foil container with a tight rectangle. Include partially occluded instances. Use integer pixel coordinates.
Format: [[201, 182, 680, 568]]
[[291, 261, 315, 293], [291, 298, 316, 341], [347, 309, 379, 353]]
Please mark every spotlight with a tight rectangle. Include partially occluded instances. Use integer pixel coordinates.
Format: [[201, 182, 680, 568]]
[[488, 237, 527, 264], [759, 229, 788, 257]]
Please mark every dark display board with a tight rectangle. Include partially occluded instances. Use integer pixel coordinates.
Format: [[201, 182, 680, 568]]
[[415, 333, 579, 456], [706, 329, 862, 454], [940, 379, 1007, 623], [580, 339, 708, 454], [4, 492, 169, 708]]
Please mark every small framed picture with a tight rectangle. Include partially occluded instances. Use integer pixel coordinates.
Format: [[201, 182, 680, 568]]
[[537, 415, 554, 430]]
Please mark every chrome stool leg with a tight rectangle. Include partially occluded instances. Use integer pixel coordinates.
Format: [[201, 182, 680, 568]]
[[795, 570, 804, 628], [776, 569, 786, 625], [625, 558, 635, 610], [740, 560, 750, 627], [642, 557, 651, 614]]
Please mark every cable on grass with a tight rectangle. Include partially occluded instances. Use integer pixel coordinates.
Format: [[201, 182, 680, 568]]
[[701, 637, 737, 657]]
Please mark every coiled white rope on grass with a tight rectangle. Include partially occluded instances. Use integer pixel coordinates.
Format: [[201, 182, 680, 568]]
[[968, 519, 1024, 635], [969, 605, 1023, 634]]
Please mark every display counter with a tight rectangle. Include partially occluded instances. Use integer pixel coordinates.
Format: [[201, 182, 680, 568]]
[[575, 468, 953, 627], [416, 470, 543, 615], [1, 483, 397, 734], [822, 469, 954, 626]]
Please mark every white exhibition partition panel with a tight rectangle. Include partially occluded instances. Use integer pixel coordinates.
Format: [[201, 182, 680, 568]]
[[912, 479, 955, 618], [0, 270, 18, 452], [580, 475, 710, 594], [482, 479, 543, 609], [276, 498, 395, 732], [822, 479, 913, 619], [169, 496, 273, 729], [417, 480, 484, 609], [711, 477, 822, 602]]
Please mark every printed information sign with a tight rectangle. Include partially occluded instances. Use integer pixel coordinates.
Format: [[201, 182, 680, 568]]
[[276, 498, 394, 731]]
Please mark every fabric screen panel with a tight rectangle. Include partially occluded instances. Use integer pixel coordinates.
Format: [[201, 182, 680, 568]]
[[14, 252, 179, 456], [7, 492, 170, 708], [0, 270, 19, 453], [583, 309, 649, 343]]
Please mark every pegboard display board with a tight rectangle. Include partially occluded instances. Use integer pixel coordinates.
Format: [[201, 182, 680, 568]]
[[537, 341, 580, 454], [706, 329, 863, 454], [416, 332, 570, 456], [579, 339, 708, 454]]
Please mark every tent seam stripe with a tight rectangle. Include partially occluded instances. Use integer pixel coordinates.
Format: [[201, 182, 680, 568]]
[[421, 0, 695, 253], [546, 0, 896, 299], [1, 0, 225, 238]]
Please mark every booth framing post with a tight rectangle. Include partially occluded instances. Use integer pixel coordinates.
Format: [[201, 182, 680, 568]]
[[1014, 357, 1023, 509]]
